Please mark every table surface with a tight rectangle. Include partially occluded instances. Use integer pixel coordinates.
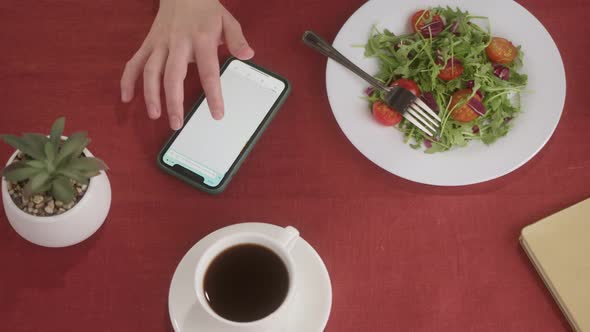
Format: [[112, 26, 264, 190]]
[[1, 0, 589, 331]]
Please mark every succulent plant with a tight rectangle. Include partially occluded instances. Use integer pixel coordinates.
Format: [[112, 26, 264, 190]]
[[1, 117, 108, 203]]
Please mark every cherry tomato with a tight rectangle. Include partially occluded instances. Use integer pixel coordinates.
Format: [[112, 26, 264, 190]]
[[390, 78, 421, 97], [450, 89, 482, 123], [438, 58, 464, 81], [411, 10, 444, 37], [372, 101, 403, 126], [486, 37, 518, 64]]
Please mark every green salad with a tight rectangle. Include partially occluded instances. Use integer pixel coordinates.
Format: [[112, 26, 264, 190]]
[[364, 7, 528, 153]]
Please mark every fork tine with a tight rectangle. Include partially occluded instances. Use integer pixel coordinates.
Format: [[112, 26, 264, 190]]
[[414, 98, 442, 122], [403, 113, 434, 137], [409, 104, 439, 128], [407, 108, 437, 132]]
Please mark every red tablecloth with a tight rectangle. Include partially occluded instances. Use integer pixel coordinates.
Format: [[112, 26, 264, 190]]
[[1, 0, 589, 331]]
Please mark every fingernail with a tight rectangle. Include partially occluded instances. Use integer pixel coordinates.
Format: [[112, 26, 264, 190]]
[[234, 44, 255, 60], [212, 110, 224, 120], [171, 116, 183, 130], [121, 90, 131, 102], [147, 104, 159, 119], [246, 46, 254, 55], [243, 46, 255, 59]]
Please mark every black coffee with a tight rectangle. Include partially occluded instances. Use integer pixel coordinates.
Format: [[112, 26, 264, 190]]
[[203, 244, 289, 322]]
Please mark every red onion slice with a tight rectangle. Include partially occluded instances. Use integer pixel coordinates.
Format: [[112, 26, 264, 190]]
[[419, 20, 444, 38], [420, 92, 440, 113], [468, 98, 487, 116], [424, 140, 433, 148], [472, 125, 480, 134], [364, 87, 374, 96], [493, 64, 510, 80]]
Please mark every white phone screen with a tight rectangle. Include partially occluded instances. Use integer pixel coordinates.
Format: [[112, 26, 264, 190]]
[[162, 60, 286, 187]]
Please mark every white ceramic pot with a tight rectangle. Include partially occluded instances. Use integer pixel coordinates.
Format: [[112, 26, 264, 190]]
[[1, 148, 111, 248]]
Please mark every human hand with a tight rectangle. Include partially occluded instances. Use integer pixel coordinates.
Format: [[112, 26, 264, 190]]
[[120, 0, 254, 130]]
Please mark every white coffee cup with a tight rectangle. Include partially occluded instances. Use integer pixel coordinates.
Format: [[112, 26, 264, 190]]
[[194, 226, 299, 332]]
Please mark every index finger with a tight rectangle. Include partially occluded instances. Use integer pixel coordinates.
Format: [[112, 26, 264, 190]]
[[194, 37, 223, 120]]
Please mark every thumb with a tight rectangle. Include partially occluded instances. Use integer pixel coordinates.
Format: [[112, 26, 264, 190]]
[[222, 12, 254, 60]]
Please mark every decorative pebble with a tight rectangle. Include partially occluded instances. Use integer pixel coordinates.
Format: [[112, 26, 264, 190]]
[[81, 184, 88, 191], [35, 203, 44, 209], [32, 195, 44, 204], [55, 200, 63, 207]]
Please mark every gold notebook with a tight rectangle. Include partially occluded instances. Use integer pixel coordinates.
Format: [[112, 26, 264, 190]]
[[520, 198, 590, 332]]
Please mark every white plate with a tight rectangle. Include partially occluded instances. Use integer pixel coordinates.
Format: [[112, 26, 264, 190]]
[[168, 222, 332, 332], [326, 0, 566, 186]]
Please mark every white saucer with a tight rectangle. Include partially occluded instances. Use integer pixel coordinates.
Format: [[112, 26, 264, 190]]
[[168, 223, 333, 332]]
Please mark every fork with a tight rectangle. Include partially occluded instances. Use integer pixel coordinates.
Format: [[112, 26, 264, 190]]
[[302, 30, 441, 137]]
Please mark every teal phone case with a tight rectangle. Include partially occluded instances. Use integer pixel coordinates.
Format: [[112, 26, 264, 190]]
[[157, 57, 291, 195]]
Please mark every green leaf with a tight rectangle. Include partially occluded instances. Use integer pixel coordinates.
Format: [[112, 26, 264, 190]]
[[51, 176, 76, 203], [50, 117, 65, 147], [23, 181, 33, 198], [23, 172, 52, 198], [29, 171, 51, 193], [2, 161, 26, 175], [23, 133, 49, 147], [425, 142, 449, 154], [81, 170, 100, 178], [44, 142, 56, 164], [1, 135, 46, 160], [37, 181, 52, 193], [57, 169, 90, 185], [55, 131, 88, 167], [74, 138, 91, 158], [23, 134, 49, 160], [25, 160, 46, 169], [68, 157, 108, 172], [2, 161, 43, 182]]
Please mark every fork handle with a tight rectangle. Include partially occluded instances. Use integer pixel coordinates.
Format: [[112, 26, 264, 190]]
[[302, 30, 389, 92]]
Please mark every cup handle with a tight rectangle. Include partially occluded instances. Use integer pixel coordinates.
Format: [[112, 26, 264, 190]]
[[276, 226, 299, 252]]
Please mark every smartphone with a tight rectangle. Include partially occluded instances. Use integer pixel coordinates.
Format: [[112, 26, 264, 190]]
[[157, 58, 291, 194]]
